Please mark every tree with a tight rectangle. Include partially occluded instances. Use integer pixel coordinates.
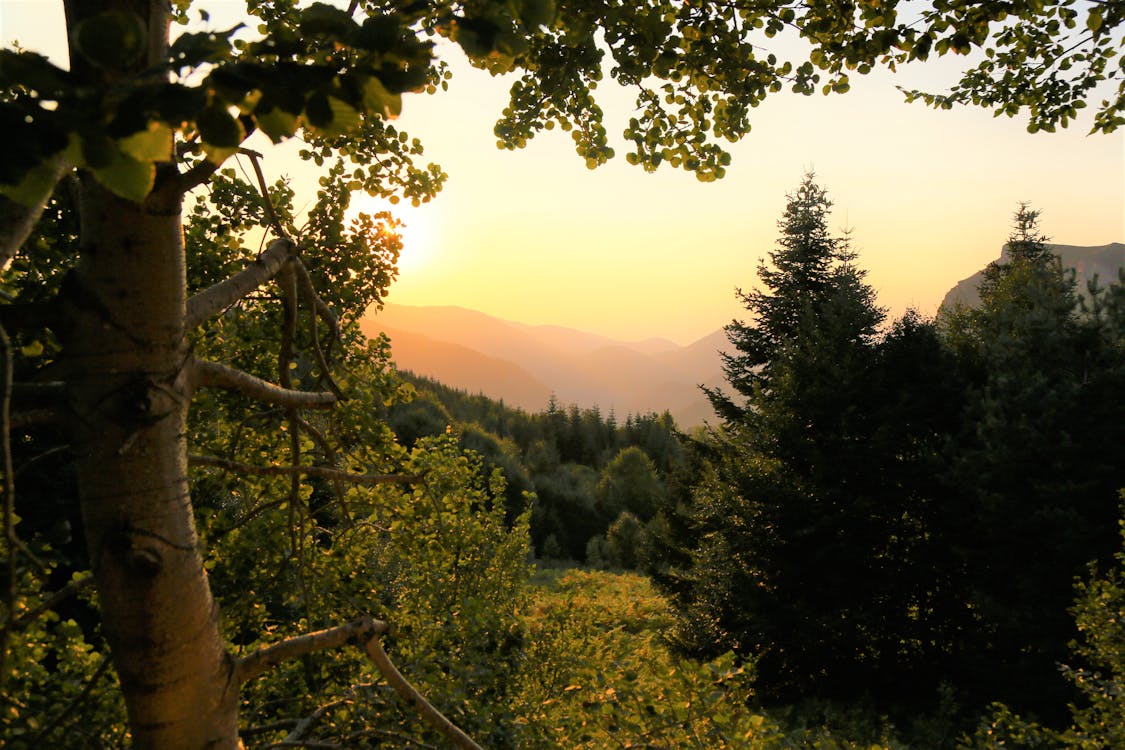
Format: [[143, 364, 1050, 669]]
[[677, 175, 963, 704], [938, 207, 1125, 714], [1, 1, 1121, 747], [594, 446, 666, 523]]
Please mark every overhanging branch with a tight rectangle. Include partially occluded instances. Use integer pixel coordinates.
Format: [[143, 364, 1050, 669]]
[[185, 238, 296, 330], [235, 617, 387, 686], [362, 635, 485, 750], [189, 454, 422, 486], [234, 616, 485, 750], [191, 359, 337, 410]]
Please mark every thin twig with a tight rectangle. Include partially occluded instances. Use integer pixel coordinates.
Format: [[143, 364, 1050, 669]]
[[240, 148, 286, 237], [282, 698, 351, 743], [30, 654, 112, 744], [3, 574, 94, 633], [189, 454, 423, 487], [294, 416, 348, 515], [239, 719, 300, 738], [292, 260, 344, 400], [10, 408, 61, 430], [0, 322, 14, 687]]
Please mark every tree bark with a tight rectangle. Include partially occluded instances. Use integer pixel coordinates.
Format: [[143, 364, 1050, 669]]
[[62, 176, 239, 748]]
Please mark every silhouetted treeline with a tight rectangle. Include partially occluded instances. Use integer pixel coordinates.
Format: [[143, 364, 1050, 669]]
[[650, 179, 1125, 743]]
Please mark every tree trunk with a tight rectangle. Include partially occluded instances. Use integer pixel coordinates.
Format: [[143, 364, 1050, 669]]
[[62, 177, 239, 748]]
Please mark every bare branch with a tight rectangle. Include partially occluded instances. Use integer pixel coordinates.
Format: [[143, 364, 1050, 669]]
[[239, 719, 300, 739], [240, 148, 285, 237], [1, 322, 14, 687], [189, 454, 422, 487], [235, 617, 389, 686], [9, 408, 62, 431], [176, 157, 224, 195], [234, 617, 484, 750], [8, 382, 66, 431], [185, 238, 296, 330], [192, 359, 337, 410], [362, 636, 485, 750], [294, 416, 348, 513], [293, 260, 344, 400], [280, 698, 350, 744]]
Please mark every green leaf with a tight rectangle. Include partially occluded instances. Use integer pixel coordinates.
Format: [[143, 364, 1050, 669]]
[[197, 104, 245, 149], [117, 122, 173, 163], [306, 93, 361, 135], [20, 341, 44, 357], [299, 3, 359, 40], [255, 107, 299, 142], [91, 151, 154, 202], [79, 130, 116, 169], [362, 78, 403, 119], [0, 158, 63, 207], [75, 10, 148, 71]]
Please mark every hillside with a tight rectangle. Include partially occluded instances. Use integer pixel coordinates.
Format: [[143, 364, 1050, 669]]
[[360, 304, 730, 425], [940, 242, 1125, 310]]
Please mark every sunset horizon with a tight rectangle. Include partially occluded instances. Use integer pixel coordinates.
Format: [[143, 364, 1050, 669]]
[[4, 2, 1121, 344]]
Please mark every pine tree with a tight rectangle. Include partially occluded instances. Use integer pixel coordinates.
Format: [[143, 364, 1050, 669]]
[[677, 174, 940, 701], [941, 206, 1125, 715]]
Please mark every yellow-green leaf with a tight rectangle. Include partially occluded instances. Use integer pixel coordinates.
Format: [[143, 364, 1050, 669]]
[[362, 78, 402, 119], [20, 341, 44, 357], [92, 152, 154, 202], [0, 158, 64, 207], [118, 121, 174, 163]]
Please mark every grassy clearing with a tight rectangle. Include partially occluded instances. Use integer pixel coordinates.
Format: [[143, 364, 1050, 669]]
[[514, 565, 913, 749]]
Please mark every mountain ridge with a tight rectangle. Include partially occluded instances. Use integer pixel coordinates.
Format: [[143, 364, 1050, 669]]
[[940, 242, 1124, 311], [360, 303, 730, 426]]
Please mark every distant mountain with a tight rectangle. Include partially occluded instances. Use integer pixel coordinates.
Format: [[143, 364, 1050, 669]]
[[940, 242, 1125, 311], [359, 304, 731, 426]]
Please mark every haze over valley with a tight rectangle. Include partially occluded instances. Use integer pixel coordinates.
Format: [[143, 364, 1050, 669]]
[[365, 242, 1124, 426]]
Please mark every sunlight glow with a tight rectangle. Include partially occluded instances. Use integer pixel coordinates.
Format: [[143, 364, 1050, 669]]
[[348, 194, 441, 277]]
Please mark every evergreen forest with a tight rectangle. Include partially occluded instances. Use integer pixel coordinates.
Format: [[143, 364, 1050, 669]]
[[2, 1, 1124, 749]]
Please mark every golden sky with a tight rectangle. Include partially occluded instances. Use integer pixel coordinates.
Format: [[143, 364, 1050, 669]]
[[4, 2, 1123, 344]]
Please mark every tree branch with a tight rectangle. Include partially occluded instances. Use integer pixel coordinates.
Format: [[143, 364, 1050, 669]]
[[361, 635, 485, 750], [189, 454, 422, 486], [1, 322, 14, 688], [30, 654, 112, 745], [280, 698, 350, 745], [185, 238, 296, 330], [293, 260, 344, 400], [0, 155, 69, 271], [240, 148, 285, 237], [3, 574, 94, 634], [234, 617, 484, 750], [235, 617, 388, 686], [191, 359, 337, 410], [176, 157, 224, 195]]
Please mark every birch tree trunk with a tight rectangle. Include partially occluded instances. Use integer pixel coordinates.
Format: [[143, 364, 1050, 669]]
[[62, 178, 239, 747]]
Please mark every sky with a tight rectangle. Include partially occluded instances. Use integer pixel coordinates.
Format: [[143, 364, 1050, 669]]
[[3, 2, 1123, 344]]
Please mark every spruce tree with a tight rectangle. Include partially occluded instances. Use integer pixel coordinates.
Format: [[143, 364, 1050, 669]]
[[679, 174, 929, 701], [941, 206, 1125, 715]]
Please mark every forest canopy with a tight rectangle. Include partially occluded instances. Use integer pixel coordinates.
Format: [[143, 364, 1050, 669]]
[[0, 1, 1123, 749]]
